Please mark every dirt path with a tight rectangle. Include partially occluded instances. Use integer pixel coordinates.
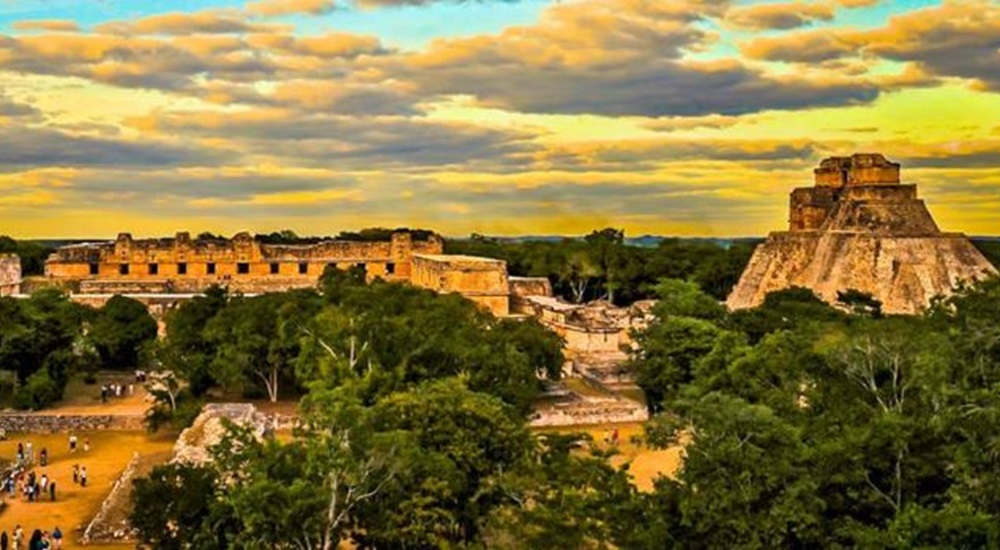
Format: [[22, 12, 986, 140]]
[[0, 431, 174, 548]]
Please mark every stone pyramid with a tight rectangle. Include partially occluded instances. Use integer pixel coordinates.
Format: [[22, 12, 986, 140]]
[[727, 154, 997, 314]]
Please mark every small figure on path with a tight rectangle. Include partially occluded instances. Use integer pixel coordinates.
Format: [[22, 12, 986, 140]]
[[83, 438, 90, 453], [71, 465, 79, 484], [68, 434, 77, 453], [100, 384, 107, 403], [79, 466, 87, 487], [49, 480, 56, 501], [25, 442, 32, 463], [39, 448, 47, 467], [12, 526, 22, 550], [39, 474, 47, 492], [2, 530, 8, 550], [49, 528, 61, 550]]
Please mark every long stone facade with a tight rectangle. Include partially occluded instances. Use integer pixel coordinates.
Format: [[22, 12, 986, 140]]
[[38, 230, 443, 294], [21, 230, 533, 317], [411, 254, 513, 316], [0, 254, 20, 296], [727, 154, 998, 314]]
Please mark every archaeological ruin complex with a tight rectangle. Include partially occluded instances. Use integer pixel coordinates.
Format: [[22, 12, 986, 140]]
[[40, 230, 443, 294], [727, 154, 998, 314], [10, 230, 550, 318]]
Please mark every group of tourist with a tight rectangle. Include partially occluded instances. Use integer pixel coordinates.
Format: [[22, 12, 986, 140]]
[[7, 469, 56, 503], [99, 382, 133, 403], [0, 526, 64, 550]]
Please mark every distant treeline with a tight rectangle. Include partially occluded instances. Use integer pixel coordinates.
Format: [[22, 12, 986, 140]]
[[972, 238, 1000, 269], [0, 236, 53, 276], [445, 229, 760, 304]]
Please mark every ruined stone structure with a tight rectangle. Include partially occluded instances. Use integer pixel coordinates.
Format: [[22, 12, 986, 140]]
[[514, 296, 653, 357], [172, 403, 270, 466], [39, 230, 442, 295], [0, 254, 20, 296], [728, 154, 998, 314], [411, 254, 513, 316], [30, 231, 536, 317]]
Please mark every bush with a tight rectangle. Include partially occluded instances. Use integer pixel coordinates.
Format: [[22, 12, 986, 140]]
[[14, 369, 62, 410], [145, 391, 204, 433]]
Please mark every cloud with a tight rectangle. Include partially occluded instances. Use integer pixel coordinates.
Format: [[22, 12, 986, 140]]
[[95, 11, 272, 35], [742, 29, 855, 63], [11, 20, 80, 32], [0, 93, 41, 120], [395, 0, 878, 116], [128, 108, 538, 169], [246, 0, 337, 16], [726, 2, 835, 31], [0, 126, 228, 171], [741, 0, 1000, 92]]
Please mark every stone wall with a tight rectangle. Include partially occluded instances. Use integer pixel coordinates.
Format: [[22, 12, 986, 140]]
[[411, 254, 511, 316], [530, 395, 648, 428], [42, 230, 443, 293], [814, 153, 900, 187], [0, 413, 145, 433], [81, 452, 142, 544], [0, 254, 20, 296]]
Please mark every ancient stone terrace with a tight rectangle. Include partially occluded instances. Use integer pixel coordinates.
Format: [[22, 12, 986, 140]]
[[39, 230, 443, 295]]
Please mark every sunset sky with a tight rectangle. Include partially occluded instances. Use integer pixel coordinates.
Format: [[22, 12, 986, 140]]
[[0, 0, 998, 238]]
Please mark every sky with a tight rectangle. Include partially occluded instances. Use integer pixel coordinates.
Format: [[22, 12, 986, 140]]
[[0, 0, 999, 238]]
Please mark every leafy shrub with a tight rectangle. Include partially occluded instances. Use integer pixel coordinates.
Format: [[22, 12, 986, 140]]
[[14, 369, 62, 410]]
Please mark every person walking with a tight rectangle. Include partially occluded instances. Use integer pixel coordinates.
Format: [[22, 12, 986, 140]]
[[71, 465, 79, 484], [69, 434, 77, 453], [83, 438, 90, 453], [2, 530, 9, 550], [79, 466, 87, 488], [12, 526, 21, 550], [49, 480, 56, 502], [49, 528, 61, 550]]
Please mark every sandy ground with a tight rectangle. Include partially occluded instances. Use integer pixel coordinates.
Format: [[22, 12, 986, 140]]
[[538, 422, 684, 492], [21, 376, 151, 417], [0, 431, 175, 549]]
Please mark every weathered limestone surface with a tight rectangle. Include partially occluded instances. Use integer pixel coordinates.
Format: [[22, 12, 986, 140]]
[[171, 403, 269, 466], [0, 254, 20, 296], [728, 154, 997, 314], [411, 254, 512, 316], [40, 230, 443, 294]]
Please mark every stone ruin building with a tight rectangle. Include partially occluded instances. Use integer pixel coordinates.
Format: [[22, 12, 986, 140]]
[[0, 254, 20, 297], [39, 230, 443, 294], [727, 154, 997, 314], [13, 229, 554, 318]]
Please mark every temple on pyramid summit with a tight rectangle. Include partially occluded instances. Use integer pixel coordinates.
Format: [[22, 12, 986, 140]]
[[727, 153, 997, 314]]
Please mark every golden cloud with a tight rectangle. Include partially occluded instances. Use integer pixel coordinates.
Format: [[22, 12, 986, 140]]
[[246, 0, 337, 17]]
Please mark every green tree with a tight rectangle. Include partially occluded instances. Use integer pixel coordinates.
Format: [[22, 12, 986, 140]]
[[159, 286, 229, 395], [89, 295, 158, 369], [131, 463, 232, 550], [206, 290, 322, 402]]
